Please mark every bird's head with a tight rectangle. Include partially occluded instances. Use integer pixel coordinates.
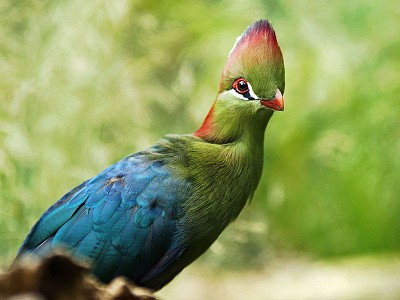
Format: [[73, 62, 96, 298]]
[[219, 19, 285, 112], [195, 20, 285, 142]]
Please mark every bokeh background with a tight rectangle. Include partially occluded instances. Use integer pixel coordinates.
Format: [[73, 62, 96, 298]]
[[1, 0, 400, 299]]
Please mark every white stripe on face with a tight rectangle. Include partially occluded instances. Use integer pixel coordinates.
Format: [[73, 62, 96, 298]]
[[221, 80, 259, 100]]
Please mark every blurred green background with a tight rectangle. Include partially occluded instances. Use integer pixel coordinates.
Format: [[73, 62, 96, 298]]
[[1, 0, 399, 298]]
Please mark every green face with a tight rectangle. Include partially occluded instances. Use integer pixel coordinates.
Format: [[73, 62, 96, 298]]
[[218, 20, 285, 109], [218, 53, 285, 114], [221, 57, 285, 99], [194, 20, 285, 142]]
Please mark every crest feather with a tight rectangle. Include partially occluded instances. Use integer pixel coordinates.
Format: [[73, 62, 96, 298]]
[[228, 20, 279, 58], [220, 19, 284, 93]]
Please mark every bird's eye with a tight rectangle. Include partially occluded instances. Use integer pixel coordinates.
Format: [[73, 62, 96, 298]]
[[232, 78, 249, 94]]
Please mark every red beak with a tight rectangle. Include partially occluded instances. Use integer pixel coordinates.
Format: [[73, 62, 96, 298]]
[[260, 89, 284, 111]]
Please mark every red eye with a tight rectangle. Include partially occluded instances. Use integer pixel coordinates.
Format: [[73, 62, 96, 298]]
[[232, 78, 249, 94]]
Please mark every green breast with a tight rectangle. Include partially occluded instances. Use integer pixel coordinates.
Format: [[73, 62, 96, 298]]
[[180, 135, 265, 242]]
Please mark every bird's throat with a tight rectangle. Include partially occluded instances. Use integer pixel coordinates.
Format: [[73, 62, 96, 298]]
[[193, 100, 272, 145]]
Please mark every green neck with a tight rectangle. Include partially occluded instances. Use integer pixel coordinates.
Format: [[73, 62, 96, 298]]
[[179, 98, 274, 244], [194, 98, 274, 146]]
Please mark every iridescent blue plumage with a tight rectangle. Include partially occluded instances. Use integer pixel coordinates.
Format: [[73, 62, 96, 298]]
[[17, 141, 192, 289]]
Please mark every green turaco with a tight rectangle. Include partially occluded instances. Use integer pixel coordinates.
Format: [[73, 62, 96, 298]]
[[14, 19, 285, 291]]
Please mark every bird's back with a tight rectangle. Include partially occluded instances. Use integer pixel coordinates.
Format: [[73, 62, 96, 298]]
[[15, 135, 193, 289]]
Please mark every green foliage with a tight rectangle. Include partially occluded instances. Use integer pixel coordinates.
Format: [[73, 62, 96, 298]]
[[256, 1, 400, 257], [0, 0, 399, 268]]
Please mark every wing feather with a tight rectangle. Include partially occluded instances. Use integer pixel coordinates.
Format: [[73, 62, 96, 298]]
[[16, 152, 191, 283]]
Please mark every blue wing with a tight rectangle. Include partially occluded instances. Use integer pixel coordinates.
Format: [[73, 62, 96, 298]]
[[17, 150, 191, 285]]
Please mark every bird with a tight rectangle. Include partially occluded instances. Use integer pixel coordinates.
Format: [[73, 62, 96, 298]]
[[13, 19, 285, 291]]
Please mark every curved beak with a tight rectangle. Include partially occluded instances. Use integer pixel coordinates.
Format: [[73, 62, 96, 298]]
[[260, 89, 284, 111]]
